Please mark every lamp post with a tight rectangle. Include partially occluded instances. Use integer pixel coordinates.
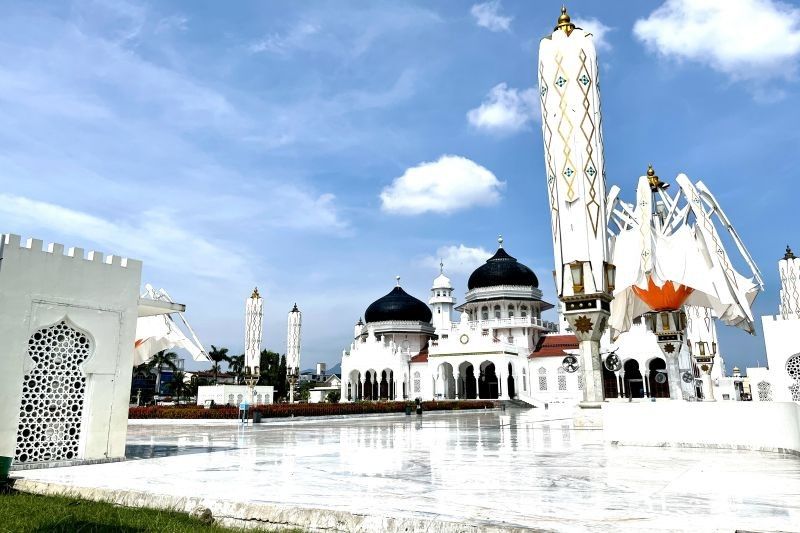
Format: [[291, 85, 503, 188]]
[[286, 304, 302, 403], [538, 7, 614, 407]]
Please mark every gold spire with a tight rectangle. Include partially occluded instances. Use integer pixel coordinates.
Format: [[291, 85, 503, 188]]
[[646, 164, 669, 192], [555, 6, 575, 36], [250, 287, 261, 299]]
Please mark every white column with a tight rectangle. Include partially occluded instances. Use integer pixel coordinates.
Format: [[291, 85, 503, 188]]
[[579, 339, 604, 403], [666, 354, 683, 400], [499, 369, 509, 400], [701, 370, 716, 401]]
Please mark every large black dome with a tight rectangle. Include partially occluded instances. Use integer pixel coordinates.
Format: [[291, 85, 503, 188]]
[[364, 286, 432, 323], [467, 247, 539, 290]]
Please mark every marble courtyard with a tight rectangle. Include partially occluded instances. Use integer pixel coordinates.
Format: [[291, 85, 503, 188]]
[[14, 408, 800, 532]]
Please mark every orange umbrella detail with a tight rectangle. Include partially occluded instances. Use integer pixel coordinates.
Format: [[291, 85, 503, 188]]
[[632, 276, 694, 312]]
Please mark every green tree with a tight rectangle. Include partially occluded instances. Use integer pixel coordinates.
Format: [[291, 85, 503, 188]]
[[169, 370, 190, 403], [145, 351, 178, 397], [227, 354, 245, 384], [298, 381, 312, 402], [326, 390, 341, 403], [256, 350, 289, 400], [208, 345, 230, 385]]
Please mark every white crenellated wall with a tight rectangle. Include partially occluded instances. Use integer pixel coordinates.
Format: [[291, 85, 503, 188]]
[[0, 234, 142, 469]]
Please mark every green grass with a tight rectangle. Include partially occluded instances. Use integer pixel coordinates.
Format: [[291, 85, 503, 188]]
[[0, 490, 303, 533]]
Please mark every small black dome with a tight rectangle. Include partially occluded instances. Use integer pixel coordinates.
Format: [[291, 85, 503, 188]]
[[467, 247, 539, 290], [365, 286, 432, 323]]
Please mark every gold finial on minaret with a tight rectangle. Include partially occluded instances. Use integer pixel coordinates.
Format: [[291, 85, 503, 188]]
[[784, 245, 795, 260], [646, 164, 669, 192], [555, 6, 575, 36], [251, 287, 261, 299]]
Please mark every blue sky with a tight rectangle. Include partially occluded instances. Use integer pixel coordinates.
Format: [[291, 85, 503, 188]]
[[1, 0, 798, 372]]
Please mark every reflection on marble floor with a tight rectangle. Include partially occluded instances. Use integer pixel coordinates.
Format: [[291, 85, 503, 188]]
[[18, 408, 800, 531]]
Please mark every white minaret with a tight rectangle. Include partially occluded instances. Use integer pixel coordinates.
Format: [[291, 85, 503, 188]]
[[429, 260, 456, 332], [538, 7, 614, 404], [286, 303, 302, 403], [244, 287, 264, 373], [779, 245, 800, 319]]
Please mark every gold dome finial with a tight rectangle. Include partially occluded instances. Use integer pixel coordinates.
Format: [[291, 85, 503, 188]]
[[646, 164, 669, 192], [251, 287, 261, 299], [785, 245, 796, 260], [555, 5, 575, 35]]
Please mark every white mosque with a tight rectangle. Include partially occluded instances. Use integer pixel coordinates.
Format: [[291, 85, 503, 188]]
[[339, 237, 730, 405]]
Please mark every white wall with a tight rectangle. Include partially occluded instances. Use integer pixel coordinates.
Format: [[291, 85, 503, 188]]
[[197, 385, 273, 406], [0, 234, 141, 466], [604, 401, 800, 454]]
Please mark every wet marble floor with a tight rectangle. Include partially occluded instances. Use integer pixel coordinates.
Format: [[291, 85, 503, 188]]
[[16, 408, 800, 531]]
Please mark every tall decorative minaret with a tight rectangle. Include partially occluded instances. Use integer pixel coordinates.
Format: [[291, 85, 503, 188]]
[[779, 245, 800, 319], [538, 7, 614, 405], [244, 288, 264, 374], [429, 261, 455, 332], [286, 303, 302, 403]]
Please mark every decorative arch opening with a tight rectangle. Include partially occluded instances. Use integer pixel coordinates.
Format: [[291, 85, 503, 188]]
[[507, 362, 516, 398], [16, 319, 93, 464], [479, 361, 499, 399], [648, 358, 670, 398], [623, 359, 644, 398]]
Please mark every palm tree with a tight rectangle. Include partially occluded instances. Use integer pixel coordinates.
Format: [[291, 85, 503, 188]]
[[169, 370, 189, 403], [208, 345, 230, 385], [228, 354, 245, 384], [146, 351, 179, 399]]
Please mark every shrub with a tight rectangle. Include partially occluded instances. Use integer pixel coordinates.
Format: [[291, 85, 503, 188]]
[[128, 400, 496, 419]]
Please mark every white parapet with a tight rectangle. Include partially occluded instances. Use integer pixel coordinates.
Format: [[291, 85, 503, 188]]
[[0, 233, 142, 469], [603, 402, 800, 455]]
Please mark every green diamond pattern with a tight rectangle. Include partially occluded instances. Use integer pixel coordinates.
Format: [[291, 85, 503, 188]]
[[587, 166, 596, 177], [555, 76, 567, 88], [579, 74, 590, 86], [564, 167, 574, 178]]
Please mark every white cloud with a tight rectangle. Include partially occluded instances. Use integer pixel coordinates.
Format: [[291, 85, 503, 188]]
[[467, 83, 538, 134], [0, 194, 250, 279], [422, 244, 492, 274], [380, 155, 504, 215], [249, 22, 320, 55], [573, 17, 613, 51], [633, 0, 800, 83], [470, 1, 512, 32]]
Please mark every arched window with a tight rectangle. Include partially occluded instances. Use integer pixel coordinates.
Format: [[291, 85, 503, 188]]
[[481, 306, 489, 320], [494, 305, 501, 319], [508, 305, 515, 318], [520, 306, 528, 317], [538, 367, 547, 391]]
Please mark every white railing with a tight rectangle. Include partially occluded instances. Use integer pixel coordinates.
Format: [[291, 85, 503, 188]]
[[451, 316, 558, 332]]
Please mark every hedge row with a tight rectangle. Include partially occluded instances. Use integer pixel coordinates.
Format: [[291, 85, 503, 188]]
[[128, 400, 497, 420]]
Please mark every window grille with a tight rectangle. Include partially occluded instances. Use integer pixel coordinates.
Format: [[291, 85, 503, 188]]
[[16, 321, 91, 464]]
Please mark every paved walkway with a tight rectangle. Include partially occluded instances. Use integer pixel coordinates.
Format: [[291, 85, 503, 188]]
[[15, 408, 800, 532]]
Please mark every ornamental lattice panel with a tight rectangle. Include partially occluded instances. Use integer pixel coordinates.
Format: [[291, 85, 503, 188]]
[[15, 320, 91, 464], [757, 381, 773, 402]]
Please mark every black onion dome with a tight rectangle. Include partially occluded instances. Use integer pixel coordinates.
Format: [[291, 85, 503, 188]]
[[467, 247, 539, 290], [365, 286, 432, 323]]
